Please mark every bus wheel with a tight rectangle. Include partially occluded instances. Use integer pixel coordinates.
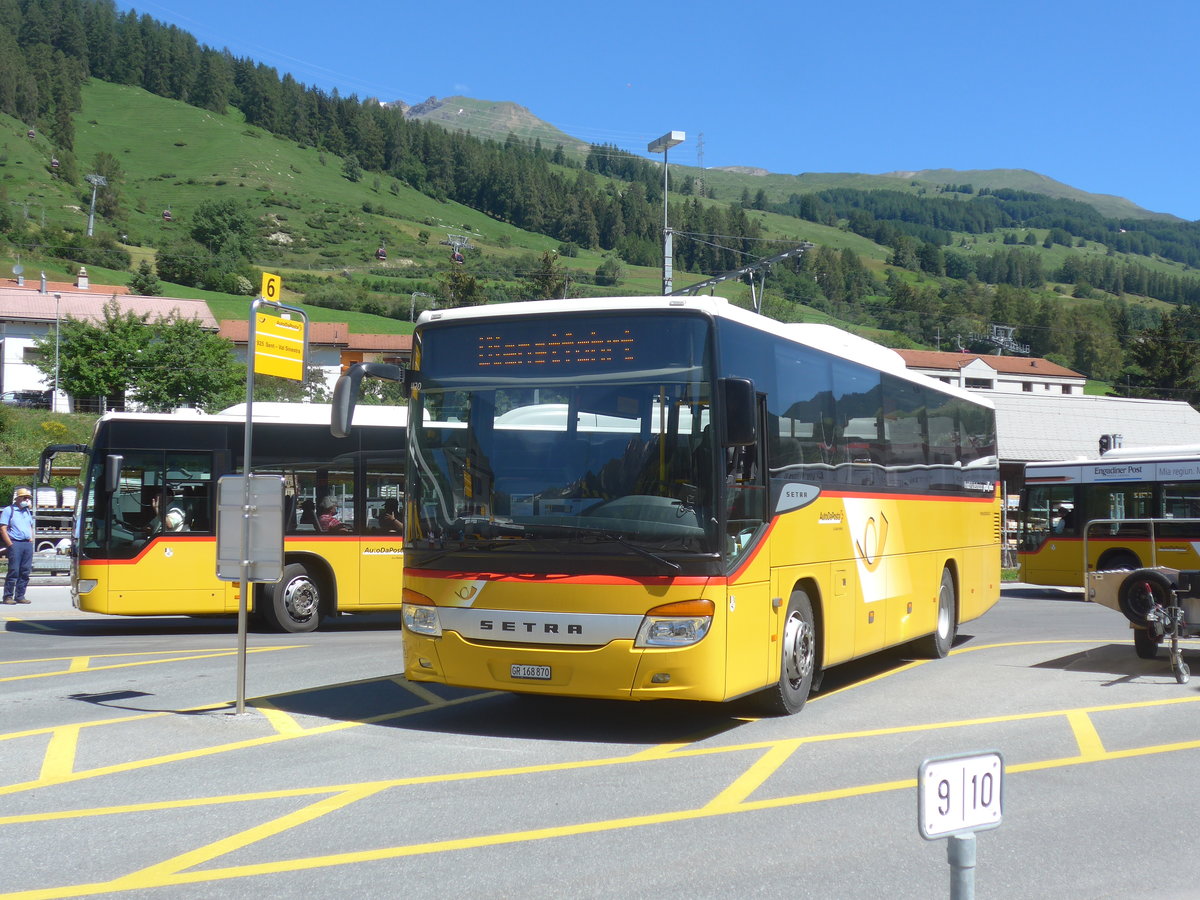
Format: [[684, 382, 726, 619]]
[[915, 569, 957, 659], [1133, 627, 1160, 660], [751, 590, 816, 716], [1101, 551, 1140, 573], [264, 563, 322, 633]]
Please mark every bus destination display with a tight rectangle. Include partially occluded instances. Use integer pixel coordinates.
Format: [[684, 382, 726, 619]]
[[475, 326, 637, 370]]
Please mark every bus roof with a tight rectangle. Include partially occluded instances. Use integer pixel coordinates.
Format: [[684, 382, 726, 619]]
[[417, 296, 991, 409], [97, 403, 407, 428], [1027, 445, 1200, 470]]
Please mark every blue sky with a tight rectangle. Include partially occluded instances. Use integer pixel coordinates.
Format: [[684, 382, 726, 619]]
[[133, 0, 1200, 220]]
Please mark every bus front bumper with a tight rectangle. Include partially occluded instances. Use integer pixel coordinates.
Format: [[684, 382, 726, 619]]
[[403, 630, 729, 702]]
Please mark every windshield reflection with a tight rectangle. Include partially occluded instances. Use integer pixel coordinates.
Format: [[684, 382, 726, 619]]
[[408, 383, 719, 556]]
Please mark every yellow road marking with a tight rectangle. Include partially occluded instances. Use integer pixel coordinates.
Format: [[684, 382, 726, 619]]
[[389, 676, 442, 705], [1, 618, 55, 632], [4, 635, 1200, 896], [251, 700, 306, 736], [1067, 710, 1106, 758], [108, 784, 388, 890], [12, 732, 1200, 899], [702, 739, 804, 811], [0, 691, 497, 798], [38, 725, 81, 781], [0, 646, 301, 683]]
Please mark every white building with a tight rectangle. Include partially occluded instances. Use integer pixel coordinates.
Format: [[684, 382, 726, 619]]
[[0, 273, 217, 412], [896, 349, 1086, 395]]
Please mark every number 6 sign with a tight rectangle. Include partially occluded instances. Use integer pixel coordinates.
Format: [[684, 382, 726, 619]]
[[918, 750, 1004, 839], [261, 272, 282, 301]]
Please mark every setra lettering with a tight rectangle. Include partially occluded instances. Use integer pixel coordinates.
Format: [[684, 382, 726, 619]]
[[478, 619, 583, 635]]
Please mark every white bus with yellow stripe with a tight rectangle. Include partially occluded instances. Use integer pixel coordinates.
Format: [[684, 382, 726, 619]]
[[337, 296, 1001, 713]]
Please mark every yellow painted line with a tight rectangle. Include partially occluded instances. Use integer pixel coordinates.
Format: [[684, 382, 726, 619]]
[[389, 676, 443, 705], [3, 699, 1200, 896], [1, 617, 54, 632], [251, 700, 306, 736], [1067, 710, 1106, 758], [27, 730, 1200, 898], [0, 691, 496, 798], [0, 646, 301, 683], [702, 739, 803, 811], [108, 784, 388, 889], [67, 657, 90, 673], [0, 710, 171, 748], [0, 648, 280, 667], [38, 725, 81, 781]]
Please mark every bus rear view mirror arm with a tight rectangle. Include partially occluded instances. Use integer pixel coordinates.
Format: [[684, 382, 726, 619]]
[[331, 362, 409, 438]]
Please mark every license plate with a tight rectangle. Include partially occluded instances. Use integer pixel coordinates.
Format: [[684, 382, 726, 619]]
[[510, 664, 551, 681]]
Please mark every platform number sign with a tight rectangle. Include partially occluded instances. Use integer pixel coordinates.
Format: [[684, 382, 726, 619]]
[[918, 751, 1004, 840], [261, 272, 282, 302]]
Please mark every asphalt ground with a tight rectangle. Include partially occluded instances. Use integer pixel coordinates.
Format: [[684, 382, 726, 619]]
[[4, 582, 1200, 899]]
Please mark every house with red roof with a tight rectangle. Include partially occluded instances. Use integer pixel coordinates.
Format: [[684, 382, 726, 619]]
[[894, 349, 1086, 395]]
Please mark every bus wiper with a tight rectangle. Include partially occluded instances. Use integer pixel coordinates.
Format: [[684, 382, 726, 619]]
[[523, 522, 681, 573]]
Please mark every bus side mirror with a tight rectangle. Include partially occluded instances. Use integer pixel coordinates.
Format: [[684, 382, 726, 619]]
[[104, 454, 123, 494], [331, 362, 409, 438], [720, 377, 756, 447], [38, 443, 88, 485]]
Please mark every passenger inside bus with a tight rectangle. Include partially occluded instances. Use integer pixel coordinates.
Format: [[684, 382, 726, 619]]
[[368, 498, 402, 534], [1053, 505, 1075, 533]]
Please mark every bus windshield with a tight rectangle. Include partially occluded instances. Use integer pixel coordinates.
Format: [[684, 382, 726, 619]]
[[408, 313, 719, 555]]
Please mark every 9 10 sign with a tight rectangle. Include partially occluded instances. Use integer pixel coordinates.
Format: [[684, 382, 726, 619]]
[[918, 750, 1004, 840]]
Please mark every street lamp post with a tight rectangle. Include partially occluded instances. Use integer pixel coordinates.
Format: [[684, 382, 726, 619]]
[[53, 292, 61, 413], [648, 130, 685, 295]]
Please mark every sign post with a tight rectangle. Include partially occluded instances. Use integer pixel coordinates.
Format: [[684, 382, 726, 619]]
[[918, 750, 1004, 900], [233, 277, 308, 713]]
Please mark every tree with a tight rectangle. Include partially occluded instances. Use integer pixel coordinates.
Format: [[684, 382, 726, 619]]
[[594, 257, 623, 287], [33, 299, 149, 410], [524, 251, 569, 300], [190, 198, 258, 258], [131, 315, 244, 411], [1121, 313, 1200, 402], [342, 153, 362, 183], [440, 268, 486, 307], [128, 260, 160, 295]]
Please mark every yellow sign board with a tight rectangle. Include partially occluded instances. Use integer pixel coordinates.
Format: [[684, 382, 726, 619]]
[[261, 272, 282, 302], [253, 312, 305, 380]]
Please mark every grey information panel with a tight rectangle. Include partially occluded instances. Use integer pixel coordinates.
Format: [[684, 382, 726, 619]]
[[216, 474, 286, 583]]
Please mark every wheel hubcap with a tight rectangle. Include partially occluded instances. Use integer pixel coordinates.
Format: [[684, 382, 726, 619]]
[[282, 577, 318, 621], [782, 611, 814, 688]]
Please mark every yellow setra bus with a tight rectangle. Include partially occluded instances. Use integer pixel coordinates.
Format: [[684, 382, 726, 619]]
[[336, 296, 1002, 713], [41, 403, 405, 632]]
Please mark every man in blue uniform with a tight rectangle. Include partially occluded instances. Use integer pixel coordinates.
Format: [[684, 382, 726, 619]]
[[1, 486, 36, 604]]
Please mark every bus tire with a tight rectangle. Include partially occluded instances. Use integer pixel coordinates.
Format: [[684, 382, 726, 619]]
[[1133, 627, 1160, 660], [914, 568, 957, 659], [263, 563, 323, 633], [1101, 551, 1140, 573], [751, 590, 816, 716], [1117, 569, 1173, 625]]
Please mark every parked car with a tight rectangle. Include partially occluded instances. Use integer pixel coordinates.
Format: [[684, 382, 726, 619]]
[[0, 390, 52, 409]]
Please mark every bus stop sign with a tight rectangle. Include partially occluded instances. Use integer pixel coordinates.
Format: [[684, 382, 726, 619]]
[[918, 750, 1004, 840], [216, 474, 285, 583]]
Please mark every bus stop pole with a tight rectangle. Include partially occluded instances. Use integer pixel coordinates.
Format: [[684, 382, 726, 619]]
[[947, 833, 976, 900], [236, 303, 259, 714]]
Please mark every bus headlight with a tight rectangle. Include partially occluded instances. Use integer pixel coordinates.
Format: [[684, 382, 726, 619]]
[[402, 589, 442, 636], [635, 599, 714, 648], [76, 579, 97, 595]]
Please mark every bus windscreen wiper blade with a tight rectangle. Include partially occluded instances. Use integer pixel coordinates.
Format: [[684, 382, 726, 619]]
[[522, 522, 681, 573]]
